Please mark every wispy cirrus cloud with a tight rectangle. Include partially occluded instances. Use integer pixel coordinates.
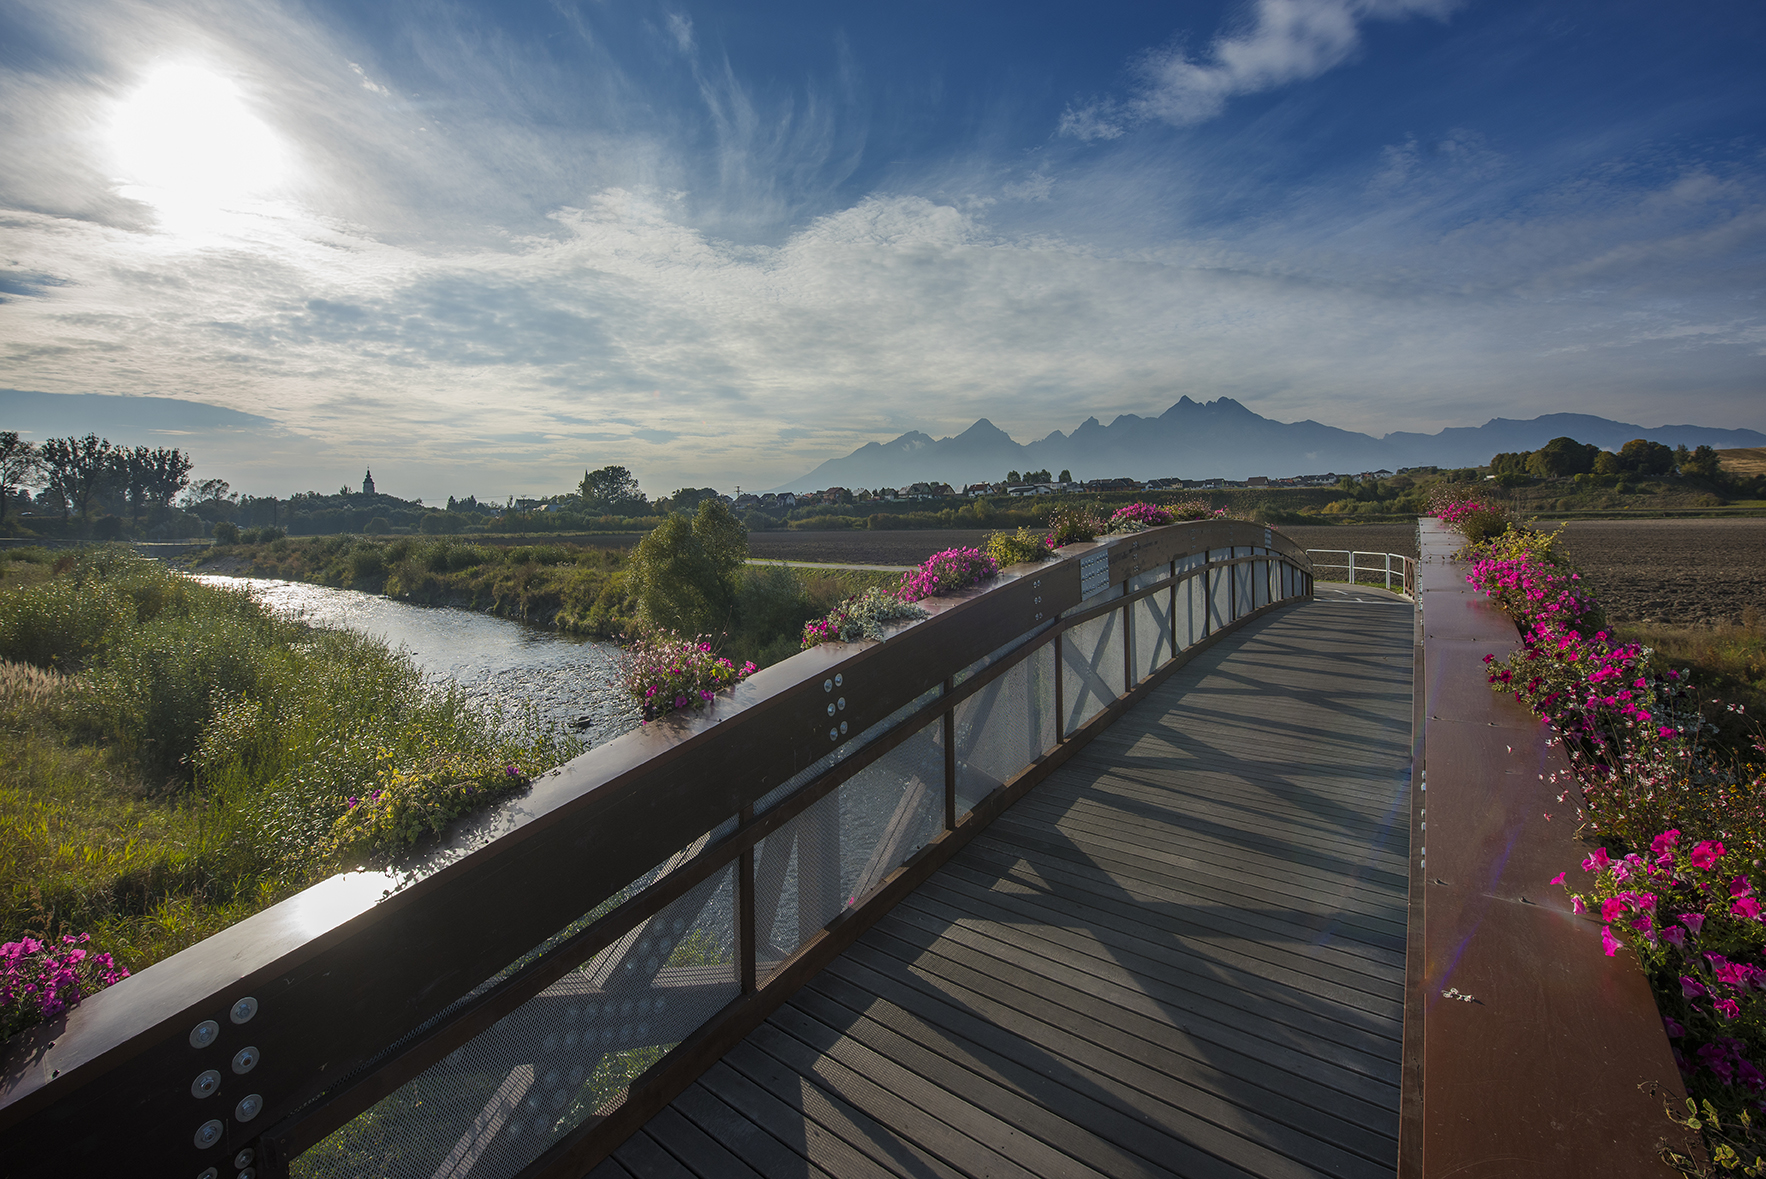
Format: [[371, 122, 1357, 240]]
[[1061, 0, 1460, 139]]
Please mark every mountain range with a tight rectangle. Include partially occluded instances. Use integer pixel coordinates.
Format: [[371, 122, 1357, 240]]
[[770, 398, 1766, 492]]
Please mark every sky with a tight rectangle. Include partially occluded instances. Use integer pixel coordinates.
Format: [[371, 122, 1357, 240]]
[[1, 0, 1762, 502]]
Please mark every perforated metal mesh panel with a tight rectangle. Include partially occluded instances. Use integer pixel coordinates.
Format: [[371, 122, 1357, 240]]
[[752, 718, 943, 980], [1132, 587, 1172, 682], [954, 643, 1056, 814], [292, 865, 739, 1179], [1061, 607, 1124, 734], [1252, 554, 1271, 609], [953, 628, 1039, 687], [754, 685, 941, 814]]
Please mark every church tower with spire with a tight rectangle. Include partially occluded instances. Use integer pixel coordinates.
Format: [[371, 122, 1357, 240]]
[[362, 469, 376, 496]]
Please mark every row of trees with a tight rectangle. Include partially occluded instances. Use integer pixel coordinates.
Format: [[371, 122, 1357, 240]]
[[1488, 436, 1722, 481], [0, 432, 194, 524]]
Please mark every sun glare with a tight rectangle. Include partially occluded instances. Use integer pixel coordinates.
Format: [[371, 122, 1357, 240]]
[[104, 63, 291, 229]]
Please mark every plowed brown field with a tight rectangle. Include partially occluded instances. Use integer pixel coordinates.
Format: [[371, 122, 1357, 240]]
[[1537, 518, 1766, 627]]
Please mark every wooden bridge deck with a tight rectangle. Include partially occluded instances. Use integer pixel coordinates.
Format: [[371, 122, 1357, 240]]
[[593, 591, 1416, 1179]]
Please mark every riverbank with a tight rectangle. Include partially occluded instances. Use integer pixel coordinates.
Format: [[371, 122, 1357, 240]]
[[183, 533, 903, 669], [0, 548, 583, 1033]]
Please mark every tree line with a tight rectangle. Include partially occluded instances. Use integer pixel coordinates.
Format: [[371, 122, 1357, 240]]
[[0, 432, 193, 525], [1488, 436, 1723, 482]]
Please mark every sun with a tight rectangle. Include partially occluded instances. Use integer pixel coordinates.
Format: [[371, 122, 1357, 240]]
[[104, 62, 291, 226]]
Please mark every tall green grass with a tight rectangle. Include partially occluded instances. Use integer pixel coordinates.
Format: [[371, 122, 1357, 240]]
[[0, 548, 580, 983]]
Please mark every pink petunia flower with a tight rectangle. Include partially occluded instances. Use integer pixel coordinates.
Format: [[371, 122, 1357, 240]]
[[1691, 840, 1725, 869]]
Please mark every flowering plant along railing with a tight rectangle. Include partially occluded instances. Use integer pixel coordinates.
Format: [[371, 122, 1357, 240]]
[[0, 519, 1311, 1179]]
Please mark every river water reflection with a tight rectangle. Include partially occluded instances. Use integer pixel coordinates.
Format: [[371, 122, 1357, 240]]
[[192, 576, 639, 746]]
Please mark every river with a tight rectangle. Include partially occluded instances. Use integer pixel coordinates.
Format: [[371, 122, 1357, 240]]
[[192, 576, 639, 746]]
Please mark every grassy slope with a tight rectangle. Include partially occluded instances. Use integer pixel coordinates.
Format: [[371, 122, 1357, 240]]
[[0, 549, 579, 984]]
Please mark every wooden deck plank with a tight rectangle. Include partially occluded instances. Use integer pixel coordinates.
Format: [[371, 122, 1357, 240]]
[[763, 1004, 1108, 1179], [1002, 788, 1409, 905], [801, 968, 1253, 1179], [717, 1041, 969, 1179], [610, 1130, 700, 1179], [939, 848, 1404, 995], [667, 1081, 839, 1179], [979, 807, 1409, 948], [892, 881, 1403, 1048], [638, 1106, 767, 1179], [883, 893, 1401, 1069], [693, 1062, 902, 1179], [632, 594, 1414, 1177], [839, 926, 1400, 1152], [819, 944, 1396, 1175], [787, 982, 1181, 1179]]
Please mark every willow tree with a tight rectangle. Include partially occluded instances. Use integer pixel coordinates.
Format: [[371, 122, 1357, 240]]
[[628, 499, 749, 637]]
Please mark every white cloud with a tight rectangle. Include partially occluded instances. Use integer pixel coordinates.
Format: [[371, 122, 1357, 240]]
[[348, 62, 389, 96], [664, 12, 694, 55], [1063, 0, 1459, 139]]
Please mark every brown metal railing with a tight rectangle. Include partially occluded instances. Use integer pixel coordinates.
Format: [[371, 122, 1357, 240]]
[[0, 520, 1312, 1179]]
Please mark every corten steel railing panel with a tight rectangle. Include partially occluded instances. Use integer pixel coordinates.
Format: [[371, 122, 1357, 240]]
[[0, 520, 1312, 1179], [1306, 548, 1416, 597], [1405, 517, 1686, 1177]]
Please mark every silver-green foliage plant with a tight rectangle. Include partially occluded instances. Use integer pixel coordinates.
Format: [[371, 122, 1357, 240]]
[[801, 587, 929, 648]]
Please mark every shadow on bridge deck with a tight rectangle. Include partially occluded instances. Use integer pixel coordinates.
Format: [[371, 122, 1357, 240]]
[[594, 590, 1416, 1179]]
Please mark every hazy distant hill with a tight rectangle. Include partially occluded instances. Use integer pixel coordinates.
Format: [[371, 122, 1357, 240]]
[[770, 398, 1766, 492]]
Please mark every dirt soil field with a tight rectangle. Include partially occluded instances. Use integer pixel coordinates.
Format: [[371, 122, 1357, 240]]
[[1534, 518, 1766, 627]]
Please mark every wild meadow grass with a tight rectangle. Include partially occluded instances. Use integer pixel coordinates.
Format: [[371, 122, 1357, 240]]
[[0, 547, 580, 1006], [1615, 615, 1766, 757]]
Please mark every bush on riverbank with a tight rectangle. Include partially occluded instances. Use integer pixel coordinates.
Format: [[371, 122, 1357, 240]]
[[0, 549, 579, 1035]]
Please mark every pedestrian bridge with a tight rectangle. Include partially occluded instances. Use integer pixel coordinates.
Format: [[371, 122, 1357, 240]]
[[2, 520, 1678, 1178]]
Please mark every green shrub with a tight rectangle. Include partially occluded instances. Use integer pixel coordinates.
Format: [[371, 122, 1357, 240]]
[[348, 544, 387, 582], [212, 521, 241, 545], [984, 527, 1050, 568]]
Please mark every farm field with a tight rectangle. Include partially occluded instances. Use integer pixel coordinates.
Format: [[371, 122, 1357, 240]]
[[1538, 517, 1766, 627]]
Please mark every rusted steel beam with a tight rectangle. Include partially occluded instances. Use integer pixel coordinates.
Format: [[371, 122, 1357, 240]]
[[1411, 517, 1689, 1177]]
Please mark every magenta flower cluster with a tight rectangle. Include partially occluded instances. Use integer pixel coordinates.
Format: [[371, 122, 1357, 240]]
[[2, 933, 129, 1041], [1434, 495, 1504, 527], [1467, 545, 1692, 756], [896, 547, 1000, 603], [618, 631, 756, 722], [1569, 832, 1766, 1095], [1107, 502, 1174, 531]]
